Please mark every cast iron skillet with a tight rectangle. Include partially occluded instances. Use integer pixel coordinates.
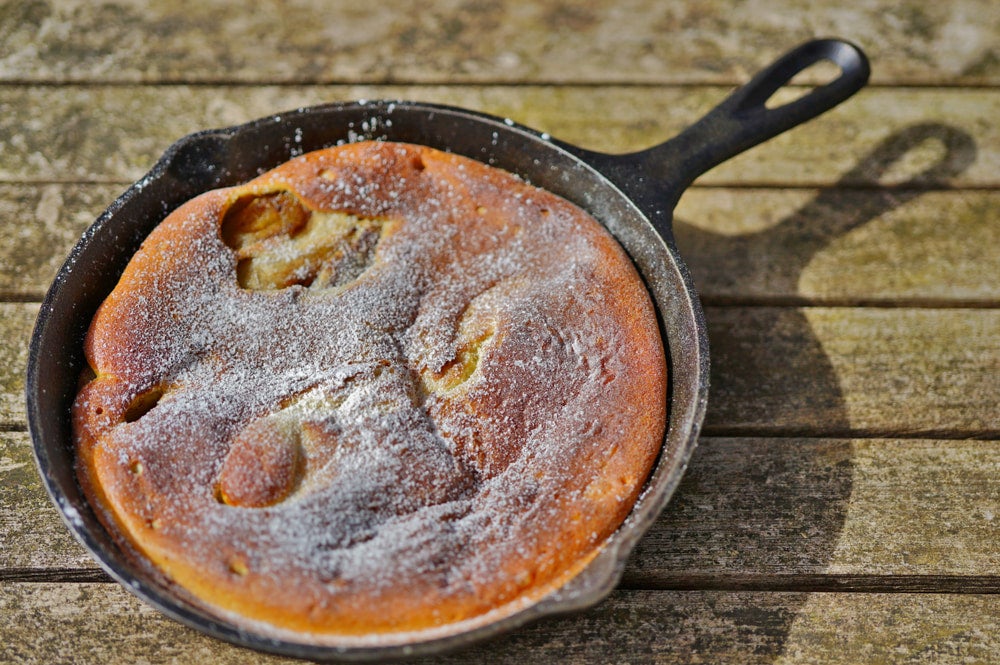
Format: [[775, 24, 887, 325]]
[[27, 38, 869, 660]]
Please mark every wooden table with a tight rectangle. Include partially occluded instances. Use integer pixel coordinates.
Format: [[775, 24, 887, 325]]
[[2, 2, 998, 662]]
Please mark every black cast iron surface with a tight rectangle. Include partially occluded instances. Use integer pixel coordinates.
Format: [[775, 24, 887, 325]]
[[26, 38, 869, 661]]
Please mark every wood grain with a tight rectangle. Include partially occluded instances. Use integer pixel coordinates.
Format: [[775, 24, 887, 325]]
[[1, 1, 997, 86], [633, 437, 1000, 581], [7, 430, 998, 583], [2, 583, 998, 664], [0, 304, 36, 429], [5, 305, 998, 434], [675, 189, 1000, 305], [0, 184, 120, 299], [0, 86, 996, 187], [0, 433, 92, 570], [704, 307, 1000, 437], [3, 184, 998, 303]]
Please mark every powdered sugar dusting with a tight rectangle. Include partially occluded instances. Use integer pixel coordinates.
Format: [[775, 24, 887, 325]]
[[73, 141, 667, 644]]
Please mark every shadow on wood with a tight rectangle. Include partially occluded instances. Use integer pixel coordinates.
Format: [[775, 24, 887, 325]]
[[678, 122, 977, 435]]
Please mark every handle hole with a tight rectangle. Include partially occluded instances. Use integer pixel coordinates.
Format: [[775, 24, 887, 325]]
[[875, 135, 950, 186], [764, 59, 844, 109]]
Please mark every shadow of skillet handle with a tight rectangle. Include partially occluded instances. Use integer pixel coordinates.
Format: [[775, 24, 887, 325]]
[[673, 122, 978, 302], [644, 123, 980, 595], [674, 122, 977, 437]]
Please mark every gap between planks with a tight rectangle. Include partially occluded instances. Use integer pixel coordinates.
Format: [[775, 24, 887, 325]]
[[17, 421, 994, 442], [700, 297, 1000, 309], [1, 181, 999, 192], [619, 574, 1000, 595], [1, 78, 1000, 90], [5, 568, 1000, 594], [701, 426, 1000, 440]]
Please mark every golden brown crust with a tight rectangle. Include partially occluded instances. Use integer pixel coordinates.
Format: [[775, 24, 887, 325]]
[[72, 141, 667, 644]]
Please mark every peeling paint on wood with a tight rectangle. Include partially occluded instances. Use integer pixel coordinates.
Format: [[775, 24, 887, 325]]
[[634, 437, 1000, 580], [0, 184, 121, 298]]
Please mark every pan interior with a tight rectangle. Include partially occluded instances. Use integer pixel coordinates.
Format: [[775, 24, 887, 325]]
[[27, 101, 705, 658]]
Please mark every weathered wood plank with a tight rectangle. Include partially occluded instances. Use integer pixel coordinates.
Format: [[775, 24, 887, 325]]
[[7, 431, 999, 581], [0, 86, 996, 187], [2, 584, 999, 664], [0, 581, 296, 664], [705, 307, 1000, 437], [0, 432, 92, 569], [2, 1, 998, 86], [0, 184, 121, 299], [3, 184, 999, 303], [4, 305, 998, 435], [632, 438, 1000, 582], [675, 189, 1000, 305], [0, 304, 36, 429]]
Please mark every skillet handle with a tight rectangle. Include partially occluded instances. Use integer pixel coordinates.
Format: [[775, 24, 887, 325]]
[[653, 38, 869, 199], [567, 39, 869, 225]]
